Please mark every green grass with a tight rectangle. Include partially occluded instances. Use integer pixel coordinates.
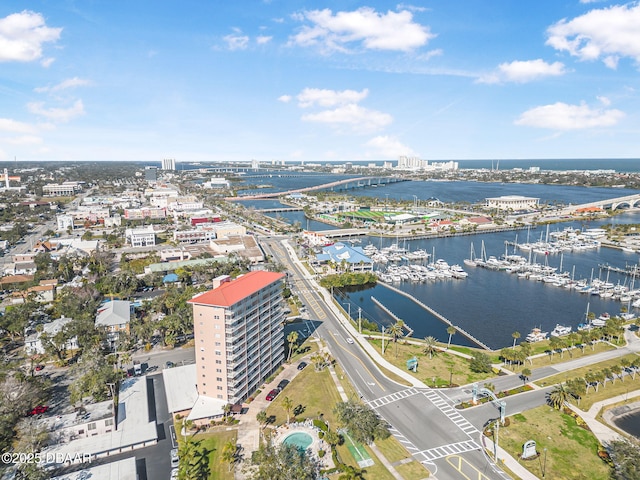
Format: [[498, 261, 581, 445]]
[[174, 428, 237, 480], [367, 338, 496, 387], [517, 341, 616, 371], [376, 436, 431, 479], [498, 406, 611, 480]]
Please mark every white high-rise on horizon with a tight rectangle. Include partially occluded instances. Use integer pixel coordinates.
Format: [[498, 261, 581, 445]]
[[161, 158, 176, 170]]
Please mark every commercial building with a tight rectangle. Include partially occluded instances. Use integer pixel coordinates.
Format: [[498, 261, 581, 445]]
[[485, 195, 539, 211], [162, 158, 176, 171], [43, 182, 83, 196], [188, 271, 286, 405], [125, 226, 156, 247]]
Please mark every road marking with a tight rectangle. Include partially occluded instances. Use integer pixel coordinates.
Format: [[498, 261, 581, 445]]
[[421, 389, 479, 436], [366, 388, 420, 408], [416, 440, 481, 463], [445, 454, 494, 480], [328, 331, 385, 392]]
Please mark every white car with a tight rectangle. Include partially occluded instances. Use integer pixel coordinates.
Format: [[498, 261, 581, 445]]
[[170, 468, 179, 479], [346, 338, 354, 344], [170, 448, 179, 468]]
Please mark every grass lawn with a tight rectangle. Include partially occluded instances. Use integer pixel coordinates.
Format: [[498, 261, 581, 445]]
[[510, 341, 617, 371], [175, 426, 237, 480], [498, 407, 611, 480], [375, 436, 431, 479], [367, 338, 496, 387], [534, 353, 640, 411]]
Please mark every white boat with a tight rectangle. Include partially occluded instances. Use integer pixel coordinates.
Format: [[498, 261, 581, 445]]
[[550, 324, 572, 337], [525, 327, 548, 343], [464, 242, 477, 267]]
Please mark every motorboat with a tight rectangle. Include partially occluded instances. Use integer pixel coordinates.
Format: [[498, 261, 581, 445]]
[[525, 327, 548, 343], [550, 324, 572, 337]]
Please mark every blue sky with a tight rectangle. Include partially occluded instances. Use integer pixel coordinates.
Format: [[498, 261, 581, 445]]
[[1, 1, 640, 163]]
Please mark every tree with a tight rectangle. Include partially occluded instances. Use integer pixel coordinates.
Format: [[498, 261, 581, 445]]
[[256, 410, 268, 437], [567, 378, 586, 406], [221, 441, 238, 472], [611, 364, 623, 383], [286, 331, 299, 362], [423, 336, 438, 359], [387, 321, 405, 357], [547, 384, 570, 410], [334, 401, 390, 445], [446, 326, 456, 350], [282, 396, 294, 424], [511, 331, 520, 349], [521, 368, 531, 385], [469, 351, 492, 373], [339, 465, 367, 480], [609, 439, 640, 480], [178, 438, 210, 480], [247, 443, 320, 480]]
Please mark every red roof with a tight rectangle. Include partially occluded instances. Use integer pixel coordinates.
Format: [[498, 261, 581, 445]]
[[188, 271, 285, 307]]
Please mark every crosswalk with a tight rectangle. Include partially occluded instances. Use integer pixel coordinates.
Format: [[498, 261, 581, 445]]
[[370, 387, 482, 466]]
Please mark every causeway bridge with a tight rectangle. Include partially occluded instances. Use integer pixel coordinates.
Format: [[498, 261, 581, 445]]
[[564, 193, 640, 212], [226, 176, 407, 201]]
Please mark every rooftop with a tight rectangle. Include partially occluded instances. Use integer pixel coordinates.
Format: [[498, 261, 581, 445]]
[[162, 364, 226, 420], [188, 271, 285, 308], [95, 300, 131, 327], [52, 457, 137, 480]]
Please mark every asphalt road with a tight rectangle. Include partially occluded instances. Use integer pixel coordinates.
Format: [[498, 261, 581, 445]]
[[261, 237, 511, 480]]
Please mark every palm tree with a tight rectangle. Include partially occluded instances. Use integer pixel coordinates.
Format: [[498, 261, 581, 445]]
[[521, 368, 531, 385], [339, 465, 367, 480], [282, 396, 294, 424], [221, 441, 238, 472], [446, 326, 456, 350], [387, 320, 405, 357], [512, 331, 520, 349], [286, 331, 299, 362], [256, 410, 268, 439], [423, 336, 438, 359], [547, 384, 570, 410]]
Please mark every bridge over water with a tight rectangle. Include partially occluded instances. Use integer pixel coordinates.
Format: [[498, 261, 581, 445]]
[[226, 176, 406, 201], [565, 193, 640, 211]]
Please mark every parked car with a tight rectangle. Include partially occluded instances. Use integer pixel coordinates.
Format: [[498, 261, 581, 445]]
[[165, 361, 174, 369], [297, 361, 307, 371], [27, 405, 49, 416], [170, 468, 179, 479], [170, 448, 179, 468], [265, 389, 279, 401], [277, 379, 290, 391], [34, 364, 45, 371], [346, 338, 354, 344]]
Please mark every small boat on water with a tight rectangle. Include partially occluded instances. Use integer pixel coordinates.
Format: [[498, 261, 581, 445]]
[[526, 327, 548, 343], [550, 324, 572, 337]]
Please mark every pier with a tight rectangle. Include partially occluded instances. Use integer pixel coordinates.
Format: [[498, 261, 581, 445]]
[[379, 282, 491, 351], [370, 296, 414, 337], [257, 207, 303, 213], [598, 263, 640, 277]]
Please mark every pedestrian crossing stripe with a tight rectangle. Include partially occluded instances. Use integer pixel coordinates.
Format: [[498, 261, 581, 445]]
[[416, 440, 481, 462]]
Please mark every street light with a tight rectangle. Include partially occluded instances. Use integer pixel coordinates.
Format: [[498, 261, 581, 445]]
[[343, 302, 351, 321], [542, 447, 547, 478]]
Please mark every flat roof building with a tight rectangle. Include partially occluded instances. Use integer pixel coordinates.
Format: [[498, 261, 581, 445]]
[[485, 195, 539, 211], [188, 271, 286, 406]]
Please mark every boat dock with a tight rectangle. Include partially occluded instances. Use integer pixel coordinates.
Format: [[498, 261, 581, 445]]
[[371, 296, 414, 337], [379, 282, 491, 351], [598, 263, 640, 276]]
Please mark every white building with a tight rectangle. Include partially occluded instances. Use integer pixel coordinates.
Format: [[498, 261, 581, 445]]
[[43, 182, 83, 196], [56, 214, 74, 232], [203, 178, 230, 188], [25, 317, 77, 355], [161, 158, 176, 170], [95, 300, 131, 350], [485, 195, 539, 211], [125, 226, 156, 247]]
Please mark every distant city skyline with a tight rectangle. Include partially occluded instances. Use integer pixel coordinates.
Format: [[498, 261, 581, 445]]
[[2, 1, 640, 163]]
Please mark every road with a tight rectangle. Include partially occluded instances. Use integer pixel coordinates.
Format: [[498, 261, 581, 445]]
[[261, 237, 510, 480]]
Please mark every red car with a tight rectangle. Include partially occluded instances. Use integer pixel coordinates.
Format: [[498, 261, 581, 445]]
[[265, 389, 279, 401], [34, 365, 45, 371], [27, 405, 49, 416]]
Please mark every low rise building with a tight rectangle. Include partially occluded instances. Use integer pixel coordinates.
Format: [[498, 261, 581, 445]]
[[95, 300, 131, 349], [125, 226, 156, 247], [485, 195, 539, 211], [25, 316, 76, 355]]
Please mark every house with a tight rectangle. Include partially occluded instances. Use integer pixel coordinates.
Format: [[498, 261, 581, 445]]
[[24, 316, 77, 355], [95, 300, 131, 349], [315, 242, 373, 272]]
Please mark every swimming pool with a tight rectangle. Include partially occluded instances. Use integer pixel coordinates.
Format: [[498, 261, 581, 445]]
[[283, 432, 313, 451]]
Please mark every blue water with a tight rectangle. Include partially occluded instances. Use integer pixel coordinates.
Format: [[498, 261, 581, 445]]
[[283, 432, 313, 450], [613, 411, 640, 440]]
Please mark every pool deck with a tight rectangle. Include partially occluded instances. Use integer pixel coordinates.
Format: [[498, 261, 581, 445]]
[[274, 421, 335, 470]]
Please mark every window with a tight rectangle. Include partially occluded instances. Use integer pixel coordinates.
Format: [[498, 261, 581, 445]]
[[105, 419, 114, 426], [215, 360, 222, 364], [202, 374, 205, 377], [202, 383, 206, 386], [217, 395, 223, 399], [215, 333, 221, 338], [202, 365, 205, 369], [217, 386, 223, 390], [215, 351, 221, 356], [201, 357, 205, 360], [214, 315, 220, 319], [216, 368, 222, 373], [216, 377, 222, 382], [200, 347, 205, 352], [215, 342, 221, 346], [88, 423, 96, 431]]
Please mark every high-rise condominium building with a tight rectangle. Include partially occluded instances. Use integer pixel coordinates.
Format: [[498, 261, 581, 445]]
[[188, 271, 286, 404], [162, 158, 176, 170]]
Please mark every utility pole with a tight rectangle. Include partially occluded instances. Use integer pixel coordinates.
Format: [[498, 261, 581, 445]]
[[381, 326, 385, 354], [494, 419, 499, 462], [358, 307, 362, 334]]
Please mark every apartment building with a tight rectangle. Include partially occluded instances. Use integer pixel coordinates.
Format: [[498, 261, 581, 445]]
[[188, 271, 286, 404]]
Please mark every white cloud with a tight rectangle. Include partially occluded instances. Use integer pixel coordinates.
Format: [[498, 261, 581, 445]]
[[0, 118, 37, 134], [477, 59, 567, 84], [396, 4, 428, 13], [597, 95, 611, 106], [515, 101, 624, 130], [40, 57, 54, 68], [256, 35, 272, 45], [27, 99, 85, 123], [302, 104, 392, 133], [2, 135, 42, 145], [0, 11, 62, 62], [366, 135, 416, 157], [289, 7, 434, 53], [35, 77, 90, 93], [297, 88, 369, 108], [223, 33, 249, 50], [278, 94, 292, 103], [546, 3, 640, 68]]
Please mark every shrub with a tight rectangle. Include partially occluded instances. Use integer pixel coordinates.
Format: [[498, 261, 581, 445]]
[[318, 449, 325, 458], [175, 414, 183, 420], [313, 419, 328, 431]]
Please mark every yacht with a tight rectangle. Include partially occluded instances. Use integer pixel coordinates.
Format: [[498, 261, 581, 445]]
[[550, 324, 572, 337], [525, 327, 548, 343]]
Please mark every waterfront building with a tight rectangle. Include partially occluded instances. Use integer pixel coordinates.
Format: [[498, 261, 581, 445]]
[[485, 195, 539, 211], [316, 242, 374, 272], [125, 226, 156, 247], [203, 178, 230, 189], [188, 271, 287, 405], [162, 158, 176, 171]]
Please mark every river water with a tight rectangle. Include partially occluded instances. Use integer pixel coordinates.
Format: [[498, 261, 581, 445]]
[[240, 177, 640, 350]]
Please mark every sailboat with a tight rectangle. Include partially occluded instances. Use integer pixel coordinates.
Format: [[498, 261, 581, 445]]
[[475, 240, 487, 267], [464, 242, 477, 267]]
